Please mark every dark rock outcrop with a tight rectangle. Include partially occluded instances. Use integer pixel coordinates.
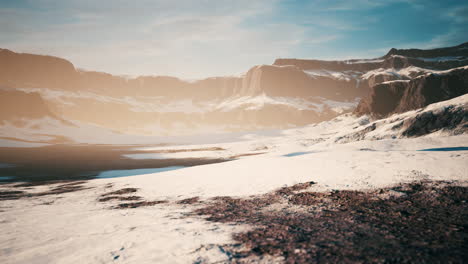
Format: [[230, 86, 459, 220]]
[[355, 67, 468, 117], [401, 105, 468, 137], [355, 81, 409, 117], [395, 67, 468, 113]]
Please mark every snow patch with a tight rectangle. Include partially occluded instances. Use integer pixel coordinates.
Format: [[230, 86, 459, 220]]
[[416, 56, 467, 62], [304, 70, 362, 81]]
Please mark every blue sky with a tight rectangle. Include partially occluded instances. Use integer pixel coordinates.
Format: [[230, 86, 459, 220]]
[[0, 0, 467, 79]]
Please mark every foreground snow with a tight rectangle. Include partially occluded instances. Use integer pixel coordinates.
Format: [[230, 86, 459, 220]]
[[2, 135, 466, 263], [117, 136, 468, 198], [1, 95, 467, 263]]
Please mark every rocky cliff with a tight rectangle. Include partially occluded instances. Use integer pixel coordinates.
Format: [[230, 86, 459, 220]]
[[0, 48, 243, 100], [0, 49, 78, 90], [240, 65, 366, 100], [1, 41, 468, 135], [0, 48, 369, 101], [0, 89, 60, 123], [355, 66, 468, 117]]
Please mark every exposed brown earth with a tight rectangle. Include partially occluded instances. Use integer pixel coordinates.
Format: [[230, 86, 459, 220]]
[[114, 200, 168, 209], [177, 197, 200, 205], [0, 181, 89, 201], [101, 188, 139, 196], [2, 171, 466, 262], [35, 182, 91, 196], [97, 187, 169, 209], [193, 180, 468, 263], [0, 190, 26, 200], [98, 196, 142, 202], [275, 181, 316, 196]]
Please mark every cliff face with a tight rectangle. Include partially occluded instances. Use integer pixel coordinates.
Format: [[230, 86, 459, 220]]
[[0, 48, 374, 102], [0, 48, 364, 134], [354, 81, 409, 117], [0, 49, 78, 90], [5, 43, 466, 103], [351, 42, 468, 118], [395, 67, 468, 113], [241, 65, 311, 96], [0, 89, 58, 122], [355, 66, 468, 117], [1, 42, 467, 136], [0, 48, 243, 100], [2, 42, 467, 99], [241, 64, 367, 100]]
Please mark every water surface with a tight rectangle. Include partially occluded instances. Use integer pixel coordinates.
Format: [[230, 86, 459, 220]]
[[95, 166, 185, 179], [283, 151, 313, 157], [419, 147, 468, 152]]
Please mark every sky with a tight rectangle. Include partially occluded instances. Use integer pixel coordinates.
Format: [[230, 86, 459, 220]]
[[1, 0, 467, 79]]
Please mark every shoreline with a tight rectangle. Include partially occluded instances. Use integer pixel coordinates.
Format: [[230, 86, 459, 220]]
[[0, 144, 231, 182]]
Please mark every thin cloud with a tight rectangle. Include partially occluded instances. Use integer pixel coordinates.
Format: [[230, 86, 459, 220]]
[[0, 0, 467, 78]]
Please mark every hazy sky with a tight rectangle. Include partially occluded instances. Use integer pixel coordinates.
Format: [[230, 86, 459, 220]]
[[1, 0, 467, 79]]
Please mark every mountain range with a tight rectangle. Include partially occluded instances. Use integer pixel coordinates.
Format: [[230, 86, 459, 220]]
[[1, 42, 467, 142]]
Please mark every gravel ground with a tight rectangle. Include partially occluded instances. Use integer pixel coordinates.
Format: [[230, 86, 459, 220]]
[[194, 180, 468, 263]]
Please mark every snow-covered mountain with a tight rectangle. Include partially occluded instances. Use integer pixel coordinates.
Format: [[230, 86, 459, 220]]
[[1, 42, 467, 143]]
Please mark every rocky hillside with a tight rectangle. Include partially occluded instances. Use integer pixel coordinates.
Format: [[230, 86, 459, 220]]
[[338, 94, 468, 143], [1, 42, 467, 135], [355, 66, 468, 117]]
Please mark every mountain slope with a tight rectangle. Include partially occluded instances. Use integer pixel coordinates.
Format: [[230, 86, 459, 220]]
[[355, 66, 468, 117], [1, 42, 467, 138]]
